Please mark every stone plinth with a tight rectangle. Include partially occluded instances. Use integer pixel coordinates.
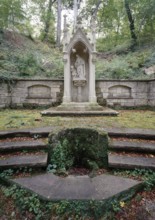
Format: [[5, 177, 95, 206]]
[[41, 103, 118, 116]]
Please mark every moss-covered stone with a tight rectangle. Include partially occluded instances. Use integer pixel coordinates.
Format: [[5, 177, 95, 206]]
[[48, 127, 109, 171]]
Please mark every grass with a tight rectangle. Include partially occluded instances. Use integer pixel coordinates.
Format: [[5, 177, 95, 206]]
[[0, 109, 155, 131]]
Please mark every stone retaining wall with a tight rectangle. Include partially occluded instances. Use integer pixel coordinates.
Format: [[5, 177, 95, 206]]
[[0, 79, 155, 108]]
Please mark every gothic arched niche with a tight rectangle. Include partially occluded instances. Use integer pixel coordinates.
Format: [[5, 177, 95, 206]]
[[70, 41, 89, 102]]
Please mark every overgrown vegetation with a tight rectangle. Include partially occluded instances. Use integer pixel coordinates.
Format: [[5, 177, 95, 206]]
[[48, 128, 108, 172], [0, 30, 63, 81], [113, 168, 155, 191], [0, 182, 139, 220], [96, 45, 155, 79], [1, 166, 154, 219], [1, 30, 155, 80]]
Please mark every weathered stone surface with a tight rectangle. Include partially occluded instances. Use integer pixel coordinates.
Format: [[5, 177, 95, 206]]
[[41, 107, 119, 117], [0, 153, 48, 169], [1, 79, 155, 108], [107, 127, 155, 140], [48, 127, 109, 169], [144, 65, 155, 76], [110, 140, 155, 153], [109, 155, 155, 170], [0, 127, 54, 138], [0, 127, 155, 139], [0, 140, 47, 152], [12, 173, 141, 201]]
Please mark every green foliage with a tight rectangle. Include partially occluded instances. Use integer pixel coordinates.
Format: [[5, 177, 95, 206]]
[[87, 0, 155, 51], [0, 169, 13, 179], [0, 0, 25, 29], [111, 199, 121, 213], [48, 139, 74, 171], [0, 30, 63, 79], [2, 185, 44, 219], [144, 52, 155, 68], [0, 176, 141, 219], [17, 53, 41, 77], [114, 168, 155, 191], [96, 48, 152, 79]]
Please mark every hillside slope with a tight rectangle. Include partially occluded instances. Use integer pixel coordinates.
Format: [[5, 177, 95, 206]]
[[0, 30, 155, 81], [0, 30, 63, 81]]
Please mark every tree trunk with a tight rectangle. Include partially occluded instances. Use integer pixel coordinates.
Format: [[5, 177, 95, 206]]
[[42, 0, 53, 41], [56, 0, 62, 48], [124, 0, 137, 47], [91, 0, 102, 17]]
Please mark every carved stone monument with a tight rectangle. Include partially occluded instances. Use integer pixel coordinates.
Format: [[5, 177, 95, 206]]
[[42, 16, 118, 116]]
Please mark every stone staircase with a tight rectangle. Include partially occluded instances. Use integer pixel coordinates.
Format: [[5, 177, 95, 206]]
[[109, 138, 155, 170], [0, 127, 155, 171], [0, 139, 48, 170]]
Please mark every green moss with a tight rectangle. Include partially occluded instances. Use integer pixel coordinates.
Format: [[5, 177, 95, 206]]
[[0, 110, 155, 131], [48, 127, 109, 171]]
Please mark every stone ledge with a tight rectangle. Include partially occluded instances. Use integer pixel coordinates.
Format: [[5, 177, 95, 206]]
[[0, 140, 47, 152], [110, 140, 155, 153], [12, 173, 141, 201], [109, 155, 155, 170], [0, 153, 48, 169]]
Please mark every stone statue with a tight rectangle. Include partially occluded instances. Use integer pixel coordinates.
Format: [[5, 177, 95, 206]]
[[74, 55, 86, 79]]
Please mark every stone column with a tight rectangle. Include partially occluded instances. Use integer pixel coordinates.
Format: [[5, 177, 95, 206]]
[[89, 53, 97, 103], [63, 54, 71, 103]]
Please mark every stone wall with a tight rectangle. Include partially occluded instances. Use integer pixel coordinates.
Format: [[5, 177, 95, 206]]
[[0, 79, 63, 108], [96, 80, 153, 107], [148, 80, 155, 106], [0, 79, 155, 108]]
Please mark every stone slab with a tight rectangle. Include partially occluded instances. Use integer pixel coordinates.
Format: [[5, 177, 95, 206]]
[[0, 140, 47, 152], [0, 127, 55, 138], [107, 128, 155, 140], [0, 127, 154, 139], [12, 173, 141, 201], [110, 141, 155, 153], [0, 153, 48, 169], [41, 108, 119, 117], [109, 155, 155, 170]]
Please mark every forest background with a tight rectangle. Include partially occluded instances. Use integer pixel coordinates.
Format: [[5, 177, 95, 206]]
[[0, 0, 155, 80]]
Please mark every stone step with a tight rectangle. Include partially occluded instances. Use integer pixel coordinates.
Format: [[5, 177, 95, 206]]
[[108, 155, 155, 170], [12, 173, 141, 201], [0, 140, 47, 152], [0, 127, 53, 139], [0, 153, 48, 169], [110, 140, 155, 153], [107, 128, 155, 140], [0, 127, 154, 139]]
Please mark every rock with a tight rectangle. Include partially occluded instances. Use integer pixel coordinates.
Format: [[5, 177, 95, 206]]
[[48, 127, 109, 170], [144, 65, 155, 76]]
